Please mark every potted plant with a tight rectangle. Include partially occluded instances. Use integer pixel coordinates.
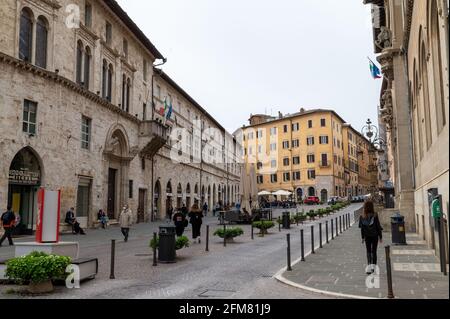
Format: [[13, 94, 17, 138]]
[[317, 209, 325, 218], [252, 220, 275, 235], [325, 207, 333, 216], [214, 227, 244, 243], [307, 210, 316, 221], [5, 251, 71, 294], [150, 235, 190, 251]]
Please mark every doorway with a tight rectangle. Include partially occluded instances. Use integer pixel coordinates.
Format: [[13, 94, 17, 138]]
[[137, 189, 146, 223], [107, 168, 117, 219]]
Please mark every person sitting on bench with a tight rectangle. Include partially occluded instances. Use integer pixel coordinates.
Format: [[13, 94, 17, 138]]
[[65, 207, 86, 235]]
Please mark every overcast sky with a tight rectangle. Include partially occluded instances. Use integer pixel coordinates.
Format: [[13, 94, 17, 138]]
[[117, 0, 381, 134]]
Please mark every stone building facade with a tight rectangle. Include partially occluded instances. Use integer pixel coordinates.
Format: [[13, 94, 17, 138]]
[[0, 0, 240, 233], [365, 0, 449, 254]]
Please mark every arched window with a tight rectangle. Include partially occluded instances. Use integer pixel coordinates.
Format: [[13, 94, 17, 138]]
[[107, 64, 113, 102], [102, 60, 108, 99], [19, 8, 33, 62], [420, 43, 433, 149], [126, 78, 131, 113], [35, 16, 48, 68], [76, 41, 83, 85], [84, 46, 91, 89]]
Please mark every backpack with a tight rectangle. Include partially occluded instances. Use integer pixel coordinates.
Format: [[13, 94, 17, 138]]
[[2, 211, 14, 225], [361, 216, 378, 237]]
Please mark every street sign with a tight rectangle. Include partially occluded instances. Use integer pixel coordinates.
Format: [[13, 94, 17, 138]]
[[431, 197, 442, 219]]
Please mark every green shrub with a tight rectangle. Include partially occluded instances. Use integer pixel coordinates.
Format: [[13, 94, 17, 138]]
[[150, 235, 190, 250], [5, 251, 71, 284], [307, 210, 317, 220], [214, 227, 244, 239], [252, 220, 275, 229]]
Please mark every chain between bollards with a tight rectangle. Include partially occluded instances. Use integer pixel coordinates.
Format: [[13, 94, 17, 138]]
[[385, 245, 395, 299], [152, 232, 157, 266], [311, 225, 315, 254], [206, 225, 209, 252], [300, 229, 305, 261], [286, 233, 292, 271], [326, 220, 329, 243], [110, 239, 116, 279], [319, 222, 323, 248]]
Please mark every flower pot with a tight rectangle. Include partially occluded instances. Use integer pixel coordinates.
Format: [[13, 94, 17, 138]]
[[28, 280, 54, 294], [225, 237, 235, 243]]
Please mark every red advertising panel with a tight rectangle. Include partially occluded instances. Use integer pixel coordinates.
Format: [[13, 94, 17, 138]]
[[35, 188, 61, 243]]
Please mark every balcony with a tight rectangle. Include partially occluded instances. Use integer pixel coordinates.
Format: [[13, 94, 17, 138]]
[[319, 161, 330, 168], [138, 120, 169, 158]]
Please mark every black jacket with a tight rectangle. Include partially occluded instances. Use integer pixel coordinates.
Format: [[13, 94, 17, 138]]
[[359, 214, 383, 240]]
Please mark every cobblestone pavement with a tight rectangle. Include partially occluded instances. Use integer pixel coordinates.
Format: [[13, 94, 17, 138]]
[[0, 204, 353, 299], [281, 213, 449, 299]]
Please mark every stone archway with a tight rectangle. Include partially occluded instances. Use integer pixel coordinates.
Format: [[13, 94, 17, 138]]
[[166, 181, 173, 216], [208, 185, 211, 211], [104, 125, 135, 220], [308, 187, 315, 197], [177, 183, 183, 209], [185, 183, 191, 210], [154, 180, 161, 218], [296, 188, 303, 201], [320, 189, 328, 203], [8, 147, 43, 235], [212, 184, 216, 207]]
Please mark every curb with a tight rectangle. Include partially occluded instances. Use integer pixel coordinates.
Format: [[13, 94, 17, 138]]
[[273, 208, 378, 300]]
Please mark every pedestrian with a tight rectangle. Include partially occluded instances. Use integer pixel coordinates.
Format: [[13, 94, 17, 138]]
[[189, 203, 203, 243], [213, 203, 220, 217], [0, 205, 16, 247], [173, 209, 188, 237], [97, 209, 109, 229], [359, 200, 383, 274], [166, 202, 174, 220], [65, 207, 86, 235], [119, 205, 132, 242], [202, 202, 208, 217], [181, 202, 188, 218]]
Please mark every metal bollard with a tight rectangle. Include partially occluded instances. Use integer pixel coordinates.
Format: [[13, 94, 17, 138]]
[[223, 224, 227, 247], [336, 217, 339, 236], [319, 223, 323, 248], [152, 232, 157, 266], [251, 223, 254, 240], [110, 239, 116, 279], [339, 215, 342, 233], [279, 218, 281, 232], [326, 220, 329, 243], [206, 225, 209, 252], [385, 245, 395, 299], [287, 234, 292, 271], [331, 218, 334, 239], [300, 229, 305, 261], [311, 225, 315, 254]]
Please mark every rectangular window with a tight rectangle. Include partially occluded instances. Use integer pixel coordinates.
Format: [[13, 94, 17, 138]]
[[307, 154, 315, 163], [307, 169, 316, 180], [270, 143, 277, 151], [248, 146, 253, 155], [283, 158, 290, 166], [85, 4, 92, 28], [105, 22, 112, 45], [257, 129, 263, 138], [271, 160, 277, 168], [293, 156, 300, 165], [319, 136, 329, 144], [292, 123, 299, 131], [321, 154, 328, 167], [307, 136, 315, 145], [283, 172, 291, 182], [270, 174, 278, 183], [337, 140, 341, 148], [143, 103, 147, 121], [292, 139, 299, 148], [257, 175, 264, 184], [155, 85, 161, 99], [143, 59, 148, 81], [258, 145, 262, 154], [141, 157, 146, 170], [270, 127, 277, 136], [283, 125, 288, 133], [81, 116, 91, 150], [320, 118, 326, 127], [308, 120, 313, 128], [23, 100, 37, 135], [293, 171, 300, 181], [129, 180, 133, 199], [282, 140, 289, 149]]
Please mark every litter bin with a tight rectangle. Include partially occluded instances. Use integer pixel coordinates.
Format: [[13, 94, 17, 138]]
[[282, 212, 291, 229], [391, 212, 407, 245], [158, 224, 176, 263]]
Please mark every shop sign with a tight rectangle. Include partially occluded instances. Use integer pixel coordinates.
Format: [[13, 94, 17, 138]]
[[9, 169, 40, 185]]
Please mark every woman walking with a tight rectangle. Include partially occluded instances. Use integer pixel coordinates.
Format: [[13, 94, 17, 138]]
[[189, 203, 203, 243], [359, 201, 383, 274]]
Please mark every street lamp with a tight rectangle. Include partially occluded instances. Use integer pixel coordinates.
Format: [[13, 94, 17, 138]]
[[361, 119, 386, 152]]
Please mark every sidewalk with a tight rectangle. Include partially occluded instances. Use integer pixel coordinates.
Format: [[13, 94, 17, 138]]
[[280, 219, 449, 299]]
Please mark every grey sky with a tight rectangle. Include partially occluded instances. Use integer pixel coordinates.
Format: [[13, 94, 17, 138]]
[[117, 0, 381, 134]]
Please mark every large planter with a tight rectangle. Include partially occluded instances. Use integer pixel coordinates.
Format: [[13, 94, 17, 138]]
[[28, 280, 54, 294]]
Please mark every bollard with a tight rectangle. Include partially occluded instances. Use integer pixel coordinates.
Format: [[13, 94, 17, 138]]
[[326, 220, 329, 243], [110, 239, 116, 279], [251, 223, 254, 240], [152, 232, 157, 266], [223, 224, 227, 247], [287, 234, 292, 271], [385, 245, 395, 299], [311, 225, 315, 254], [336, 217, 339, 236], [319, 223, 323, 248], [339, 215, 342, 233], [331, 218, 334, 239], [348, 213, 351, 228], [279, 218, 281, 232], [206, 225, 209, 252], [296, 213, 299, 226], [300, 229, 305, 261]]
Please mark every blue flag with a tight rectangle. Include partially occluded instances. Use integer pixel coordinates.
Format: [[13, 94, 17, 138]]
[[369, 58, 382, 79], [166, 100, 173, 120]]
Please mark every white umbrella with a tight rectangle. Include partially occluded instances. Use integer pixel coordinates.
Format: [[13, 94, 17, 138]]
[[248, 163, 258, 209], [258, 191, 272, 196], [273, 190, 292, 196], [239, 164, 251, 212]]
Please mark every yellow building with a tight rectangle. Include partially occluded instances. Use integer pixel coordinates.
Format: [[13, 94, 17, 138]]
[[241, 109, 347, 203], [342, 125, 359, 197]]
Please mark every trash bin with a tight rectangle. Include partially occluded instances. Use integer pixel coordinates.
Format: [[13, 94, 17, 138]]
[[158, 224, 176, 263], [391, 212, 407, 245], [282, 212, 291, 229]]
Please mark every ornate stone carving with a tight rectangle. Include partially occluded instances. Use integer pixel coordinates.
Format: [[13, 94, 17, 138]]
[[377, 50, 395, 80], [380, 89, 393, 129], [375, 26, 392, 51]]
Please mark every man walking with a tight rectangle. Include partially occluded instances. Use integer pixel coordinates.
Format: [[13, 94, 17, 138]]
[[0, 205, 16, 247], [119, 205, 132, 242]]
